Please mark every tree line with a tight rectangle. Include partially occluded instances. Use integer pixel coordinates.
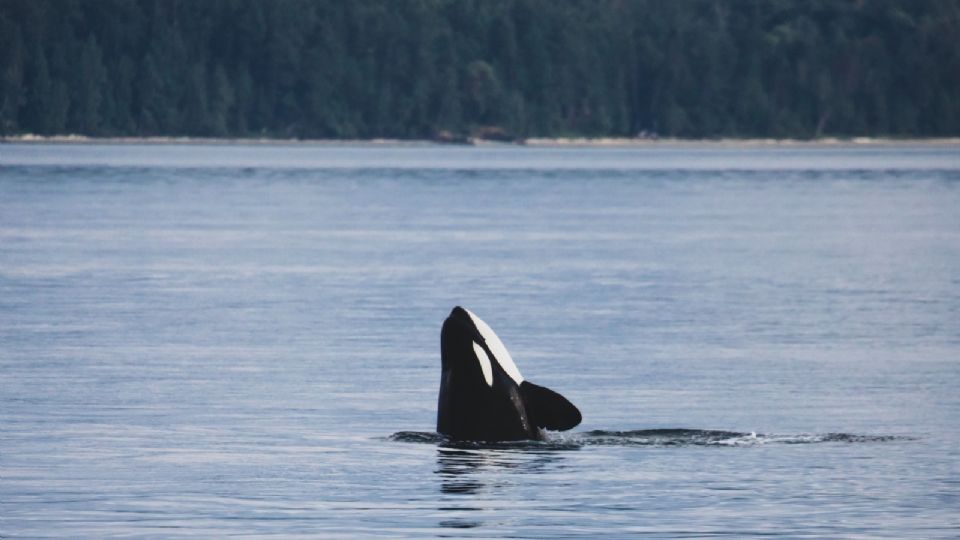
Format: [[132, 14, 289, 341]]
[[1, 0, 958, 140]]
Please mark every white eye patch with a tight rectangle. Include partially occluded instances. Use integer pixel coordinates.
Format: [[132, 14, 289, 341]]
[[465, 308, 524, 385], [472, 341, 493, 387]]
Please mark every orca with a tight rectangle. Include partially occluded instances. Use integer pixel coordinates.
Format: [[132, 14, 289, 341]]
[[437, 306, 581, 441]]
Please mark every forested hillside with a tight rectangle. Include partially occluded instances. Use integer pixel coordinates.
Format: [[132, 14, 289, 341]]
[[1, 0, 958, 139]]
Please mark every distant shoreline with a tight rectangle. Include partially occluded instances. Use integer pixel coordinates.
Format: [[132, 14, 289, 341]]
[[2, 134, 959, 148]]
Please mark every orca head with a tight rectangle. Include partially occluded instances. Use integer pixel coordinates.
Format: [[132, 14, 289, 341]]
[[437, 306, 582, 441], [441, 306, 525, 387]]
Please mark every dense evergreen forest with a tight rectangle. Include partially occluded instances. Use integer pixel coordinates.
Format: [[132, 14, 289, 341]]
[[1, 0, 958, 140]]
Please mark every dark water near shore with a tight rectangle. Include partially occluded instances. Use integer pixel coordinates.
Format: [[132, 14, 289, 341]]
[[2, 143, 959, 538]]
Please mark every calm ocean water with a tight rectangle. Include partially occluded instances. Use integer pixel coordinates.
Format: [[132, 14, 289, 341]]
[[1, 143, 959, 538]]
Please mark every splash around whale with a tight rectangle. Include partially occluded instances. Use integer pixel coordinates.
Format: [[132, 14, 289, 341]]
[[437, 306, 582, 441], [388, 429, 911, 449]]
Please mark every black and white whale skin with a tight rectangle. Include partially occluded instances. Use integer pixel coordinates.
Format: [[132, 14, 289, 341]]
[[437, 306, 582, 441]]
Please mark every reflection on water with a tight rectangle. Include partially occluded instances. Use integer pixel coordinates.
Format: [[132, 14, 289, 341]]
[[435, 446, 567, 530], [437, 448, 486, 495], [435, 446, 565, 494]]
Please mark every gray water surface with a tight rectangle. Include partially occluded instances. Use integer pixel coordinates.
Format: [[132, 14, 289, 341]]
[[2, 143, 959, 537]]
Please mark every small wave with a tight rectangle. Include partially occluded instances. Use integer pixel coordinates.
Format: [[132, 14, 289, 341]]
[[576, 429, 749, 446], [771, 432, 909, 444], [387, 429, 912, 448], [388, 431, 448, 444]]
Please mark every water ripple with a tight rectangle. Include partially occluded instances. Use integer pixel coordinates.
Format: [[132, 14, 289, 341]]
[[387, 429, 913, 448]]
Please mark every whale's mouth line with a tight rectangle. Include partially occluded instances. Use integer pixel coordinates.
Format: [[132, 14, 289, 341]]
[[385, 429, 916, 448]]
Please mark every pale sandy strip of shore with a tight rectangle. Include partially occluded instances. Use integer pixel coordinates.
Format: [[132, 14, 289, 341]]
[[2, 133, 958, 147], [522, 136, 960, 147], [0, 134, 425, 146]]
